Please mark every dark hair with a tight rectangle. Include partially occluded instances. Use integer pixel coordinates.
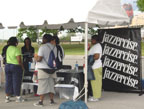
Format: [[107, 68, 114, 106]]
[[8, 37, 18, 46], [24, 37, 32, 47], [53, 35, 60, 44], [7, 39, 10, 45], [43, 34, 52, 42], [91, 35, 100, 42]]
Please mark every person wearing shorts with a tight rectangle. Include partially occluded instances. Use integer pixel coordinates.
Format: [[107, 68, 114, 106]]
[[34, 34, 57, 107]]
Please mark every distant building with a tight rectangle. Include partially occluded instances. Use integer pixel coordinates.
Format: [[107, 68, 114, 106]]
[[71, 35, 83, 42], [130, 13, 144, 39], [132, 13, 144, 25]]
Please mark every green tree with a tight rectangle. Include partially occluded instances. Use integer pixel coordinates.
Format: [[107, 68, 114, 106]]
[[17, 28, 27, 42], [137, 0, 144, 12], [39, 28, 58, 37], [17, 27, 59, 42], [88, 28, 98, 35], [66, 27, 98, 35], [17, 27, 37, 42]]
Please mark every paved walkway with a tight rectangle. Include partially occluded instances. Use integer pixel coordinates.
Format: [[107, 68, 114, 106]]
[[0, 87, 144, 109]]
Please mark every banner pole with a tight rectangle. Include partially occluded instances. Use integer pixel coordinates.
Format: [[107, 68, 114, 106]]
[[139, 37, 143, 96]]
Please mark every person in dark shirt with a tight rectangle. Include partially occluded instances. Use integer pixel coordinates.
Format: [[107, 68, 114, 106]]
[[21, 37, 35, 95], [22, 37, 34, 72], [53, 35, 65, 69]]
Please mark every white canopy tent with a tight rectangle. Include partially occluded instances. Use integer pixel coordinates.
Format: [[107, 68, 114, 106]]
[[0, 0, 130, 102]]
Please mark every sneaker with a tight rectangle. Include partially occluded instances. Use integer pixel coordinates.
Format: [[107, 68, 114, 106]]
[[88, 97, 99, 102], [5, 96, 10, 103], [88, 96, 93, 99], [50, 100, 55, 105], [33, 101, 43, 107], [34, 94, 39, 97], [15, 96, 25, 102]]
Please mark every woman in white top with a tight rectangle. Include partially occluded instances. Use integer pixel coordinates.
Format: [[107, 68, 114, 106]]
[[88, 35, 102, 102]]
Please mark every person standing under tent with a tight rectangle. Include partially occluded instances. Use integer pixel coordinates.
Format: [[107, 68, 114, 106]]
[[34, 34, 57, 107], [87, 43, 94, 99], [21, 37, 34, 72], [88, 35, 102, 102], [5, 37, 25, 103], [1, 39, 15, 96], [21, 37, 37, 95], [53, 35, 65, 69]]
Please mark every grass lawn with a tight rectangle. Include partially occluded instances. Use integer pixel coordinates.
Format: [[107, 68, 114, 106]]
[[0, 42, 144, 56], [0, 43, 85, 55], [61, 44, 84, 55]]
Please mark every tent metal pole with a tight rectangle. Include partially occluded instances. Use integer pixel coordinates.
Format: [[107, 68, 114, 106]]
[[84, 22, 88, 103]]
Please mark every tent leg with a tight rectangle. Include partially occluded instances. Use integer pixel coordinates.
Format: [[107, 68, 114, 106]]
[[84, 22, 88, 103], [139, 56, 143, 96]]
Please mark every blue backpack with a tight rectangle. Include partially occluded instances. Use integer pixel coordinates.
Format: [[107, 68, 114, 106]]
[[48, 47, 56, 68]]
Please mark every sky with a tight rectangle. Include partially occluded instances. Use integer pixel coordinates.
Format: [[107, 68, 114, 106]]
[[0, 0, 96, 39], [0, 0, 142, 40], [0, 0, 96, 26]]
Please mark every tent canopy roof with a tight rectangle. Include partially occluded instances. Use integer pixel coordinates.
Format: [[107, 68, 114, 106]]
[[15, 19, 96, 29]]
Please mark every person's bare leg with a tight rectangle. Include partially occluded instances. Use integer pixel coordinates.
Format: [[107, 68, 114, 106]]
[[6, 94, 10, 96], [40, 94, 44, 102], [33, 94, 44, 106], [49, 93, 54, 100], [49, 93, 54, 104]]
